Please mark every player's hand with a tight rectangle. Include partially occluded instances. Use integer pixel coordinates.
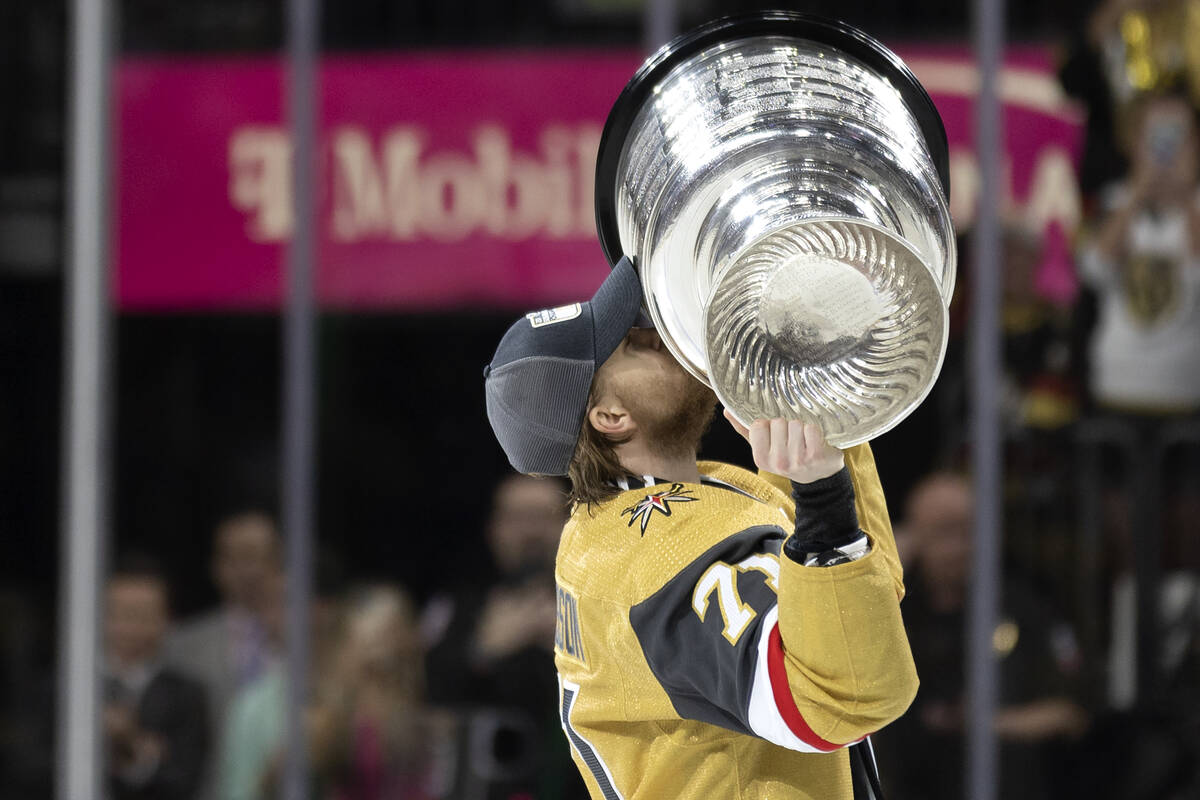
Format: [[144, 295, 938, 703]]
[[724, 410, 844, 484]]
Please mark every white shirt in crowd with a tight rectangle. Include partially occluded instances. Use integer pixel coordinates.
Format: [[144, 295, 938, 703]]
[[1080, 184, 1200, 411]]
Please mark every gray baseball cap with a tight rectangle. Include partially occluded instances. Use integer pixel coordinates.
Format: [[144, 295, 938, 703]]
[[484, 256, 643, 476]]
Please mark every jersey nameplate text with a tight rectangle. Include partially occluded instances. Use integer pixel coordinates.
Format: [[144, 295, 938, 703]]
[[555, 584, 587, 665]]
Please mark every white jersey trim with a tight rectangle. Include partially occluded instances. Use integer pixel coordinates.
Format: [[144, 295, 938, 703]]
[[746, 606, 843, 754]]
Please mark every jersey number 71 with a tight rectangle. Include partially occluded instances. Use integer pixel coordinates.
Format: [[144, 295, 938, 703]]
[[691, 553, 781, 645]]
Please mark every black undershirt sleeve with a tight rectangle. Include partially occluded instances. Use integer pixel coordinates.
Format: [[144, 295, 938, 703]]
[[782, 467, 864, 565]]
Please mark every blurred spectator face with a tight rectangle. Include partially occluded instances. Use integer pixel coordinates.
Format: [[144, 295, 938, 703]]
[[487, 476, 567, 575], [212, 511, 281, 611], [106, 576, 169, 668], [907, 474, 974, 587], [257, 570, 346, 656], [1134, 95, 1199, 191], [344, 587, 419, 680]]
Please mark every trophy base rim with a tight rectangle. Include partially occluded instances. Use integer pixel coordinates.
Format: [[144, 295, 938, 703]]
[[703, 218, 948, 448]]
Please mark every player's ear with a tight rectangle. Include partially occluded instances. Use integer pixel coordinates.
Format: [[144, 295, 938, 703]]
[[588, 399, 635, 439]]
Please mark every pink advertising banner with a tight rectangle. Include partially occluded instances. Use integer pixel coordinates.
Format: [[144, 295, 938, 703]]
[[116, 47, 1082, 311]]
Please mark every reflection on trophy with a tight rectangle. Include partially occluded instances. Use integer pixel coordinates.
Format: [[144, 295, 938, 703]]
[[594, 12, 956, 446]]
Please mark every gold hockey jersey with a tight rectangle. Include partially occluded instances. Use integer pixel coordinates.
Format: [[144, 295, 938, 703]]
[[553, 443, 917, 800]]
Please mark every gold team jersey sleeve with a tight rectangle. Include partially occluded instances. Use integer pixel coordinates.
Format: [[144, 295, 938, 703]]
[[759, 442, 917, 744]]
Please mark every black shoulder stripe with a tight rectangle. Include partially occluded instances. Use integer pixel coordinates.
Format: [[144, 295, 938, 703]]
[[628, 526, 787, 736]]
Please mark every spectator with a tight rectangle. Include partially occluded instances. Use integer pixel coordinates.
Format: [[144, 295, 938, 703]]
[[1075, 88, 1200, 743], [310, 585, 450, 800], [105, 556, 209, 800], [218, 570, 289, 800], [874, 473, 1087, 800], [423, 475, 563, 699], [219, 559, 346, 800], [422, 473, 584, 799], [1060, 0, 1200, 197], [1079, 90, 1200, 415], [166, 511, 282, 800]]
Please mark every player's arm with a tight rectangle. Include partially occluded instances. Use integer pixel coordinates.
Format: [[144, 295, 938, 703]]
[[728, 416, 917, 746], [627, 424, 913, 753], [627, 519, 910, 754], [757, 440, 904, 600]]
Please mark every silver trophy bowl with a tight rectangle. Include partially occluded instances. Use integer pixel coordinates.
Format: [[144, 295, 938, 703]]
[[594, 13, 956, 446]]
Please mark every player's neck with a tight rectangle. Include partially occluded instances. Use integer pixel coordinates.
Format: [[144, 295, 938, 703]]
[[615, 440, 701, 485]]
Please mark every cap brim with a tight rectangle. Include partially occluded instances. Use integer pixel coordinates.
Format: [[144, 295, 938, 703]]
[[588, 255, 643, 366]]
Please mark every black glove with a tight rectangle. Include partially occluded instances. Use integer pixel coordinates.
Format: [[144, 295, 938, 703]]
[[782, 467, 865, 566]]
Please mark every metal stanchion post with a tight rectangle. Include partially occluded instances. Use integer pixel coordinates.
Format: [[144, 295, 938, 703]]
[[282, 0, 320, 794], [967, 0, 1005, 797], [58, 0, 112, 796]]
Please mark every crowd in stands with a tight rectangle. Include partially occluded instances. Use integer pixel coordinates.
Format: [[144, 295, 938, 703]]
[[98, 474, 589, 800], [869, 3, 1200, 796]]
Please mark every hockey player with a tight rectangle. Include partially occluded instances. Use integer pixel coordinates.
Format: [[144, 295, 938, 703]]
[[483, 257, 917, 799]]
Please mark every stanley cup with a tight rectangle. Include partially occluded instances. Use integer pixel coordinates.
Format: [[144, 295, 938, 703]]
[[594, 12, 957, 446]]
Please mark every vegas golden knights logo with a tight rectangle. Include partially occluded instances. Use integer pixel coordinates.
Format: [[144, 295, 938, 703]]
[[1123, 253, 1180, 325], [621, 483, 698, 535]]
